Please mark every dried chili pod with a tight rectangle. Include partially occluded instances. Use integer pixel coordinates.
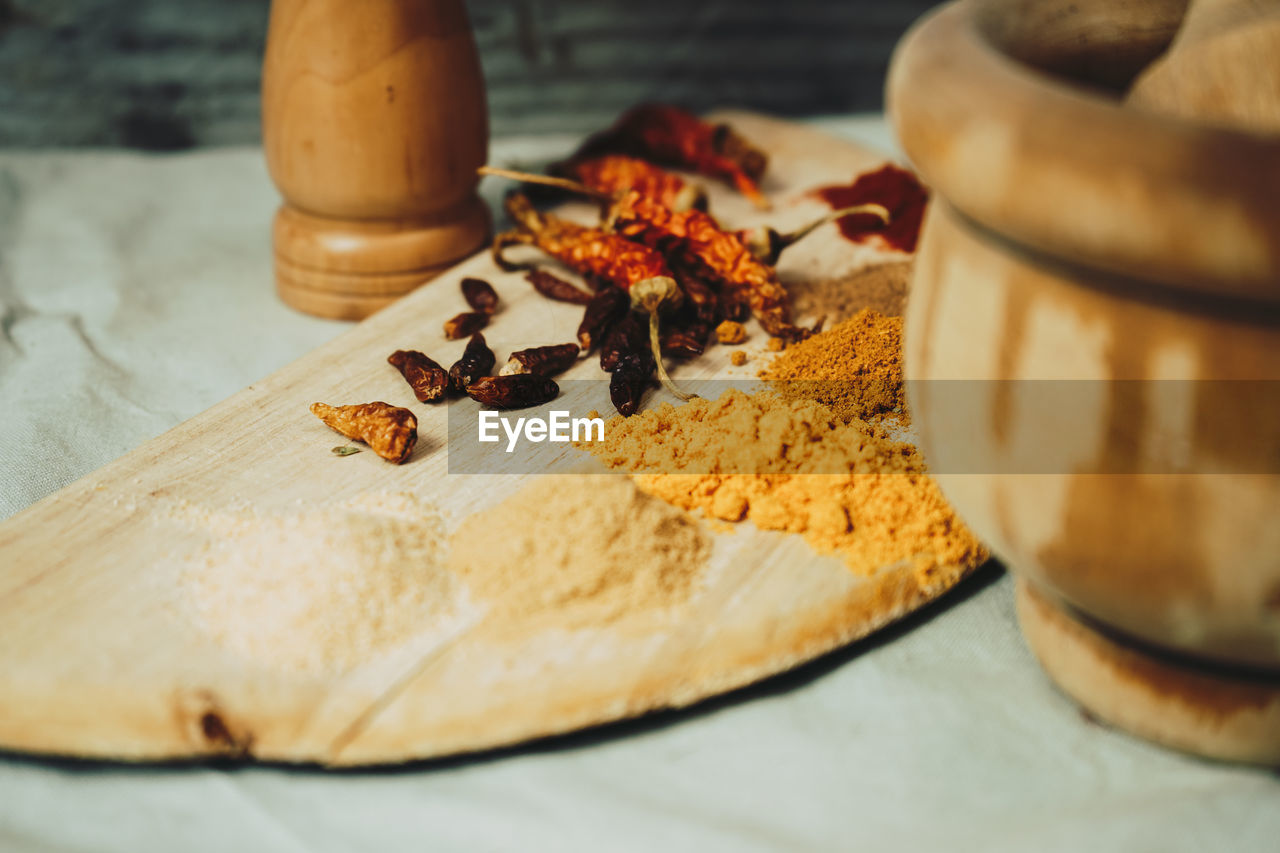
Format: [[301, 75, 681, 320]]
[[610, 190, 812, 340], [554, 155, 706, 211], [461, 277, 499, 314], [526, 269, 594, 305], [571, 104, 771, 208], [500, 343, 580, 377], [661, 324, 710, 359], [681, 273, 721, 324], [448, 332, 496, 394], [444, 311, 489, 340], [609, 352, 652, 417], [599, 311, 652, 373], [309, 402, 417, 464], [465, 374, 559, 410], [388, 349, 449, 403], [494, 193, 675, 292], [577, 286, 629, 352]]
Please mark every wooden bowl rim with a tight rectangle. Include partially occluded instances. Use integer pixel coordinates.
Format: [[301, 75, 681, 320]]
[[888, 0, 1280, 304]]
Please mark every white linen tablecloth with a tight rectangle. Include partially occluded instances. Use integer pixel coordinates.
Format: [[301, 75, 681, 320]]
[[0, 118, 1276, 853]]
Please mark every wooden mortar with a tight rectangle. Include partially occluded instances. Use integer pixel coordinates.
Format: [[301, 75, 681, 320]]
[[1128, 0, 1280, 133], [889, 0, 1280, 762], [261, 0, 491, 320]]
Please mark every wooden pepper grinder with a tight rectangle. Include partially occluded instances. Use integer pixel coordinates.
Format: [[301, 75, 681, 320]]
[[262, 0, 490, 320]]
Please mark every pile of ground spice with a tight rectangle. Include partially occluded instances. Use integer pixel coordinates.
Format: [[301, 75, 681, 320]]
[[580, 390, 985, 580], [184, 492, 457, 676], [760, 307, 905, 423], [789, 260, 912, 321], [448, 474, 711, 627]]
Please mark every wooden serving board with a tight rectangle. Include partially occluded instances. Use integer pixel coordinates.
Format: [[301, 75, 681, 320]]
[[0, 113, 971, 766]]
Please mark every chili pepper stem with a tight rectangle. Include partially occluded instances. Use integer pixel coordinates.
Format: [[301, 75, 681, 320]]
[[478, 165, 614, 203], [492, 230, 537, 271], [648, 310, 697, 402], [745, 202, 893, 264], [785, 202, 891, 247], [631, 276, 698, 403]]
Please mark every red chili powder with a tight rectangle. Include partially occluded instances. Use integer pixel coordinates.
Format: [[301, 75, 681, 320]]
[[814, 164, 929, 253]]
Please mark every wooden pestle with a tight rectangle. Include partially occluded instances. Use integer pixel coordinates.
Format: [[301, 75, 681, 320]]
[[261, 0, 491, 320], [1127, 0, 1280, 133]]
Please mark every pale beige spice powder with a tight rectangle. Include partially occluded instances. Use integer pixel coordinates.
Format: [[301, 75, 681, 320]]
[[448, 474, 711, 627], [581, 390, 986, 581], [184, 492, 457, 676]]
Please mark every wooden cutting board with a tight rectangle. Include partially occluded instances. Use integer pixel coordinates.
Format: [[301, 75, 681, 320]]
[[0, 113, 975, 766]]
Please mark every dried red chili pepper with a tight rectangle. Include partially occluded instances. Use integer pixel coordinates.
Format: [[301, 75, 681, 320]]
[[494, 193, 674, 292], [461, 277, 499, 314], [500, 343, 580, 377], [525, 269, 593, 305], [309, 402, 417, 464], [661, 323, 710, 359], [599, 311, 653, 373], [555, 155, 705, 211], [573, 104, 770, 208], [609, 352, 652, 417], [465, 375, 559, 410], [577, 286, 629, 352], [608, 190, 809, 340], [388, 349, 450, 403], [448, 332, 495, 394], [814, 164, 929, 253], [487, 189, 695, 408], [444, 311, 489, 340]]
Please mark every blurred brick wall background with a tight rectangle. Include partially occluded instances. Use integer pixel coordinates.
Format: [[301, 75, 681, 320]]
[[0, 0, 940, 149]]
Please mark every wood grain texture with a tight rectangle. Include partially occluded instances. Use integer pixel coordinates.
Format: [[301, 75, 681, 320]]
[[1127, 0, 1280, 134], [262, 0, 491, 318], [1017, 579, 1280, 765], [888, 0, 1280, 301], [0, 114, 979, 766]]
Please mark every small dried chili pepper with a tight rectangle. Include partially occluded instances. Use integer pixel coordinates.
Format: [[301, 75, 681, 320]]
[[661, 324, 710, 359], [388, 349, 450, 403], [572, 104, 770, 208], [577, 286, 629, 352], [493, 193, 674, 292], [608, 190, 809, 340], [500, 343, 580, 377], [465, 375, 559, 409], [555, 155, 705, 211], [599, 311, 653, 373], [449, 332, 495, 394], [444, 311, 489, 340], [461, 277, 499, 314], [525, 269, 593, 305], [680, 272, 722, 324], [310, 401, 417, 464], [609, 352, 652, 417]]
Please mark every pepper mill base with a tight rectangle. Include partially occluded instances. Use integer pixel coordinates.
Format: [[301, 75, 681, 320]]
[[272, 196, 491, 321], [1016, 578, 1280, 766]]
